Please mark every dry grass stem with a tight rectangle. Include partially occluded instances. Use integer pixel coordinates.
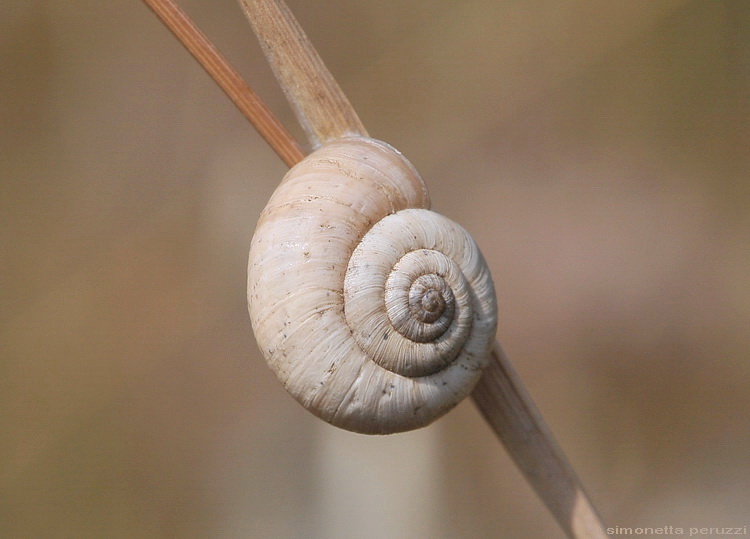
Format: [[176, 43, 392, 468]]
[[238, 0, 368, 147], [242, 2, 609, 535], [472, 344, 608, 538], [141, 0, 305, 167]]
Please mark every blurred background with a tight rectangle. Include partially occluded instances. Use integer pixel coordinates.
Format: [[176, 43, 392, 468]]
[[1, 1, 748, 537]]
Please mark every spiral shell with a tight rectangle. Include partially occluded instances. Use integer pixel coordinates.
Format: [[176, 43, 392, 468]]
[[248, 136, 497, 434]]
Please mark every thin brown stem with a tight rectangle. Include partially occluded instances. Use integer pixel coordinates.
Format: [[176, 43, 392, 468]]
[[141, 0, 305, 167], [471, 343, 608, 538], [238, 0, 368, 147]]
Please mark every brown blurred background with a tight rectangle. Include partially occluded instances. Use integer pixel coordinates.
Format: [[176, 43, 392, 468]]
[[1, 1, 748, 537]]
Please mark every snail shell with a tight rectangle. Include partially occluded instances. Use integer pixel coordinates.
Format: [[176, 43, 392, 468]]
[[248, 136, 497, 434]]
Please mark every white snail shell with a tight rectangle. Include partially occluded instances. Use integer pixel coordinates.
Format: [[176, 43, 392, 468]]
[[248, 136, 497, 434]]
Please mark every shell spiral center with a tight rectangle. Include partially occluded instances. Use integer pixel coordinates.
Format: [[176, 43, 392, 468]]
[[345, 211, 481, 378]]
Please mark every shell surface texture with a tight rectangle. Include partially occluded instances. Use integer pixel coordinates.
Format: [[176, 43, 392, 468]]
[[248, 136, 497, 434]]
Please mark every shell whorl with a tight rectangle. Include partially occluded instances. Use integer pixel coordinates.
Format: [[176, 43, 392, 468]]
[[248, 136, 497, 434]]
